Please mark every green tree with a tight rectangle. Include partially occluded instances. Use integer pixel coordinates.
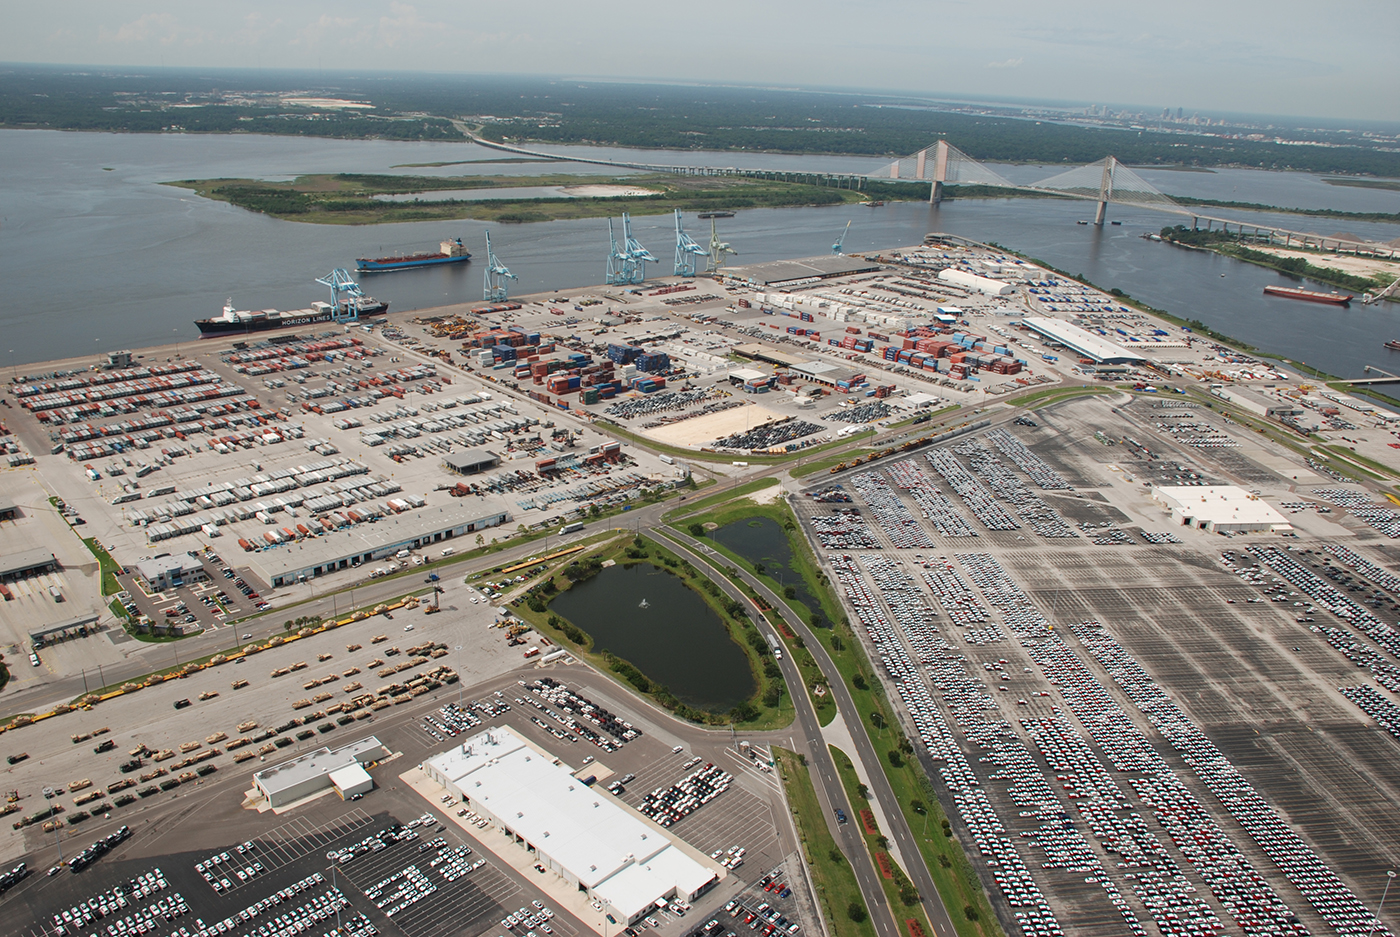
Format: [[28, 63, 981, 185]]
[[688, 522, 705, 537], [846, 902, 866, 923]]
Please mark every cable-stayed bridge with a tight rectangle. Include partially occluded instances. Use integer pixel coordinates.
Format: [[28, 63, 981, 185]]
[[468, 133, 1398, 255]]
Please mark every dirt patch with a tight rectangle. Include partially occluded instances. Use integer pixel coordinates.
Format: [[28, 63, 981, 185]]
[[1250, 245, 1400, 282]]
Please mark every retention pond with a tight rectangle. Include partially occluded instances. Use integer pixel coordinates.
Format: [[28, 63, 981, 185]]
[[712, 516, 830, 629], [549, 562, 756, 712]]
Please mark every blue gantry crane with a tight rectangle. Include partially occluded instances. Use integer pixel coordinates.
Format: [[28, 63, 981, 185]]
[[673, 210, 708, 277], [831, 220, 851, 255], [605, 212, 658, 285], [315, 268, 366, 322], [482, 231, 518, 302]]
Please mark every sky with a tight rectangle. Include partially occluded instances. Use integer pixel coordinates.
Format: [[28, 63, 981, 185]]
[[7, 1, 1399, 122]]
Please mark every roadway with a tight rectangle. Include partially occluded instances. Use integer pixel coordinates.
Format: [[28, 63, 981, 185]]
[[653, 533, 902, 937], [659, 528, 960, 937]]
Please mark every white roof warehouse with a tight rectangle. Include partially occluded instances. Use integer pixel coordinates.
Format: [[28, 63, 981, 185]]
[[423, 727, 720, 924], [1152, 485, 1291, 534], [1020, 316, 1147, 365], [249, 505, 508, 587]]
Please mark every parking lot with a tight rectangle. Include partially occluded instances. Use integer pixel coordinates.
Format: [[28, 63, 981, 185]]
[[798, 394, 1400, 937]]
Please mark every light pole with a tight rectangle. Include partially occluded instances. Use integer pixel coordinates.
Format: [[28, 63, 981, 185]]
[[331, 863, 342, 933], [1368, 870, 1396, 937]]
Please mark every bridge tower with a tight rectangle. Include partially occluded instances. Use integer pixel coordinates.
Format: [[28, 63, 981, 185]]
[[1094, 156, 1117, 225], [930, 140, 950, 204]]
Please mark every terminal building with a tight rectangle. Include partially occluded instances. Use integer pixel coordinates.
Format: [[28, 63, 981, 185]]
[[134, 552, 208, 591], [443, 449, 501, 476], [423, 728, 720, 924], [249, 505, 508, 588], [1209, 385, 1303, 420], [0, 548, 58, 583], [252, 736, 386, 807], [1152, 485, 1291, 534], [1019, 317, 1147, 365]]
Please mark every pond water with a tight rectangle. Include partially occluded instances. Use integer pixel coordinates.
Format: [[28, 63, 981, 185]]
[[549, 562, 755, 712], [712, 516, 829, 629]]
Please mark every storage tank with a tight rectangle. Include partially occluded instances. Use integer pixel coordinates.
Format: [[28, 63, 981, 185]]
[[937, 269, 1014, 296]]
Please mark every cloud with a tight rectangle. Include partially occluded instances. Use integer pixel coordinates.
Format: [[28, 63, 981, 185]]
[[987, 57, 1023, 69]]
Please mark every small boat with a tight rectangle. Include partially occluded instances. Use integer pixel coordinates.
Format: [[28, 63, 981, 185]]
[[1385, 340, 1400, 351], [638, 599, 649, 609], [1263, 285, 1353, 305]]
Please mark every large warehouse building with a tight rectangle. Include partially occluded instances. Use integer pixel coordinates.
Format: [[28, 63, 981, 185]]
[[1020, 316, 1147, 365], [1152, 485, 1291, 534], [249, 505, 508, 587], [424, 728, 720, 924]]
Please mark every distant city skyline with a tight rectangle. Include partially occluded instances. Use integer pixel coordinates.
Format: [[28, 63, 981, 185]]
[[5, 1, 1397, 123]]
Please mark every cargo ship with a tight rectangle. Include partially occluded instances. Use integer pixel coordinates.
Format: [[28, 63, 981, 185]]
[[356, 238, 471, 273], [195, 297, 387, 337], [1263, 284, 1353, 305]]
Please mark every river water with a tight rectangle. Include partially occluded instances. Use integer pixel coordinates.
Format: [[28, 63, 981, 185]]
[[2, 129, 1398, 376]]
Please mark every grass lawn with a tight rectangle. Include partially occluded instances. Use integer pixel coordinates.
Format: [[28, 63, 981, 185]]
[[774, 748, 876, 937], [1002, 385, 1114, 410], [81, 537, 123, 596], [665, 477, 779, 521]]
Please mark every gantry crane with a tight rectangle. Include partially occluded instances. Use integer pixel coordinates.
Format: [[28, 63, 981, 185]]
[[706, 218, 737, 274], [483, 231, 518, 302], [831, 220, 851, 255], [315, 268, 366, 323], [673, 211, 708, 277], [605, 212, 657, 285]]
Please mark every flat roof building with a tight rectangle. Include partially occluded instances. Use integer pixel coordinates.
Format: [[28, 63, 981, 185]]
[[0, 548, 58, 582], [1209, 385, 1303, 420], [720, 255, 879, 286], [134, 552, 208, 591], [731, 343, 813, 369], [1152, 485, 1291, 534], [424, 727, 720, 924], [1020, 317, 1146, 365], [249, 505, 508, 588], [790, 360, 864, 388], [253, 736, 387, 808], [443, 449, 501, 475]]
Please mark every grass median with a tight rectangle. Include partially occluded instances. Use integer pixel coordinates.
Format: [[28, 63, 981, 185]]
[[829, 745, 934, 937], [774, 747, 876, 937]]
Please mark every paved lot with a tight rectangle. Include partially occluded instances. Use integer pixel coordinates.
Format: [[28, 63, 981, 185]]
[[796, 393, 1400, 937], [0, 653, 802, 937]]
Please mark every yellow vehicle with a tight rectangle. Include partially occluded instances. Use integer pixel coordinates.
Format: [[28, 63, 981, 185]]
[[1385, 492, 1400, 508]]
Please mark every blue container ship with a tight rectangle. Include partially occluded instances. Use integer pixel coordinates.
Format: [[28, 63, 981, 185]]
[[356, 238, 471, 273]]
